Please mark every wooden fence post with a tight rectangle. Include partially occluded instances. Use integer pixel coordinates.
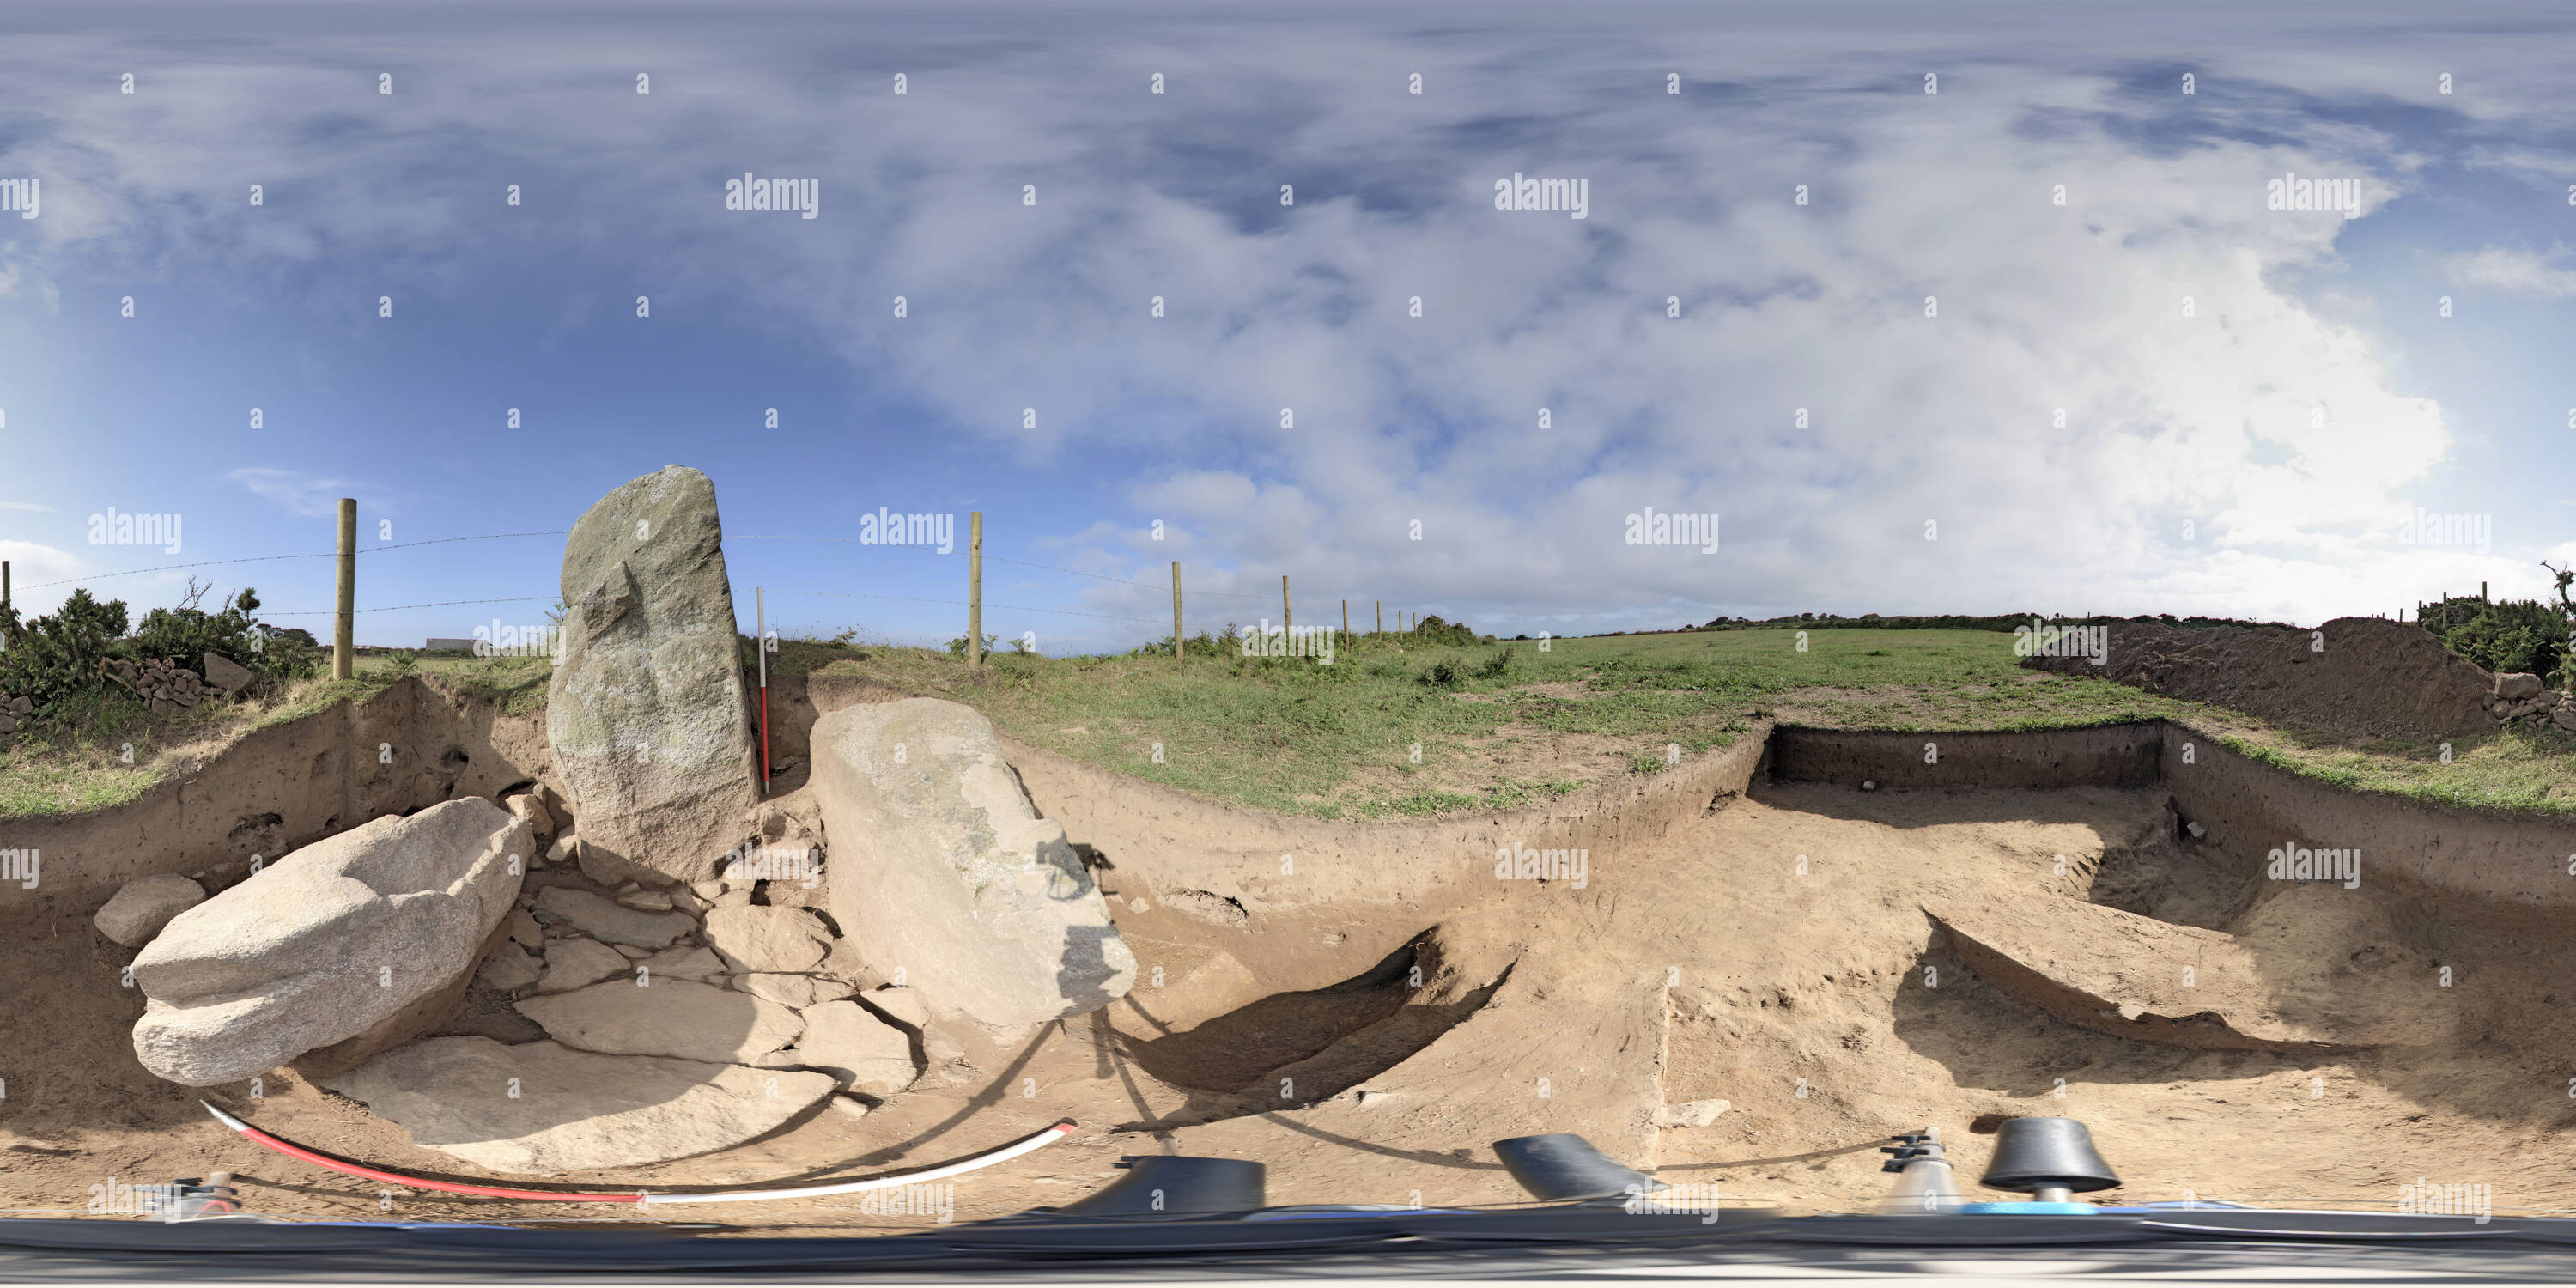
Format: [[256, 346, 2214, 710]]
[[1172, 562, 1183, 663], [1282, 574, 1291, 634], [333, 498, 355, 679], [969, 511, 983, 666]]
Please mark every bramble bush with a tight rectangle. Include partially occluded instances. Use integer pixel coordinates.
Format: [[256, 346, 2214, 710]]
[[2435, 601, 2566, 685], [0, 580, 322, 725]]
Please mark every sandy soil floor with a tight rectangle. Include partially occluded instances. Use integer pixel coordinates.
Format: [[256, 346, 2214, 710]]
[[6, 777, 2573, 1233]]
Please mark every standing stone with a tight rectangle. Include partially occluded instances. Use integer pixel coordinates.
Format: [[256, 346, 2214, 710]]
[[546, 466, 759, 883], [811, 698, 1135, 1027], [129, 799, 529, 1086]]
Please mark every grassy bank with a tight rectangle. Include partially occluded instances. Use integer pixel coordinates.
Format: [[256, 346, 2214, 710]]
[[10, 628, 2573, 823], [789, 628, 2576, 817], [0, 672, 402, 820]]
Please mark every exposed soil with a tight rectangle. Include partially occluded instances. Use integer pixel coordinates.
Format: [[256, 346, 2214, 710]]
[[2023, 617, 2497, 741], [8, 700, 2576, 1234]]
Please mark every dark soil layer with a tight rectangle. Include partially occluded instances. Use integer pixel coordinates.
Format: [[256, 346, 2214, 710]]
[[2022, 617, 2495, 741]]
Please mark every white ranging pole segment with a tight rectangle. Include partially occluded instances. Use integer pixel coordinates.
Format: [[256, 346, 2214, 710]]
[[756, 585, 768, 790], [640, 1122, 1078, 1206]]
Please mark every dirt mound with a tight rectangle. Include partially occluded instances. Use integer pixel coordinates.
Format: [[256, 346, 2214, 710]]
[[2024, 617, 2494, 740]]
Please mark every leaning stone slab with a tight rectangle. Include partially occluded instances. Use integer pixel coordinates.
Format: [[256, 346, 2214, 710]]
[[324, 1036, 832, 1174], [131, 799, 529, 1086], [94, 874, 207, 948], [544, 465, 761, 884], [516, 978, 800, 1064], [811, 697, 1135, 1027]]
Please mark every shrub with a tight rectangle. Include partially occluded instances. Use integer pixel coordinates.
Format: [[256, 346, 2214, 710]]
[[0, 580, 318, 726], [2438, 601, 2567, 685], [252, 626, 325, 683], [1474, 646, 1515, 679], [0, 587, 130, 707], [1421, 659, 1464, 690], [1405, 614, 1483, 647]]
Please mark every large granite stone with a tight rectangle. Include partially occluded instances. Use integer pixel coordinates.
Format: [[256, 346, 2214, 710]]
[[545, 465, 760, 883], [811, 698, 1133, 1027], [131, 799, 529, 1086]]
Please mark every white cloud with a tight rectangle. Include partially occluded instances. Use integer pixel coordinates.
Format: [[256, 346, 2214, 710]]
[[227, 468, 375, 520], [7, 10, 2573, 640], [2441, 246, 2576, 298], [0, 540, 88, 614]]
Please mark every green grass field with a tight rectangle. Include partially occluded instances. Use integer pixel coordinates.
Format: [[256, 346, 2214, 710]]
[[783, 628, 2576, 818], [7, 628, 2573, 821]]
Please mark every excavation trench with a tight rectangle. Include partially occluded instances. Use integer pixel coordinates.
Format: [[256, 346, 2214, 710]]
[[1110, 928, 1513, 1130], [8, 685, 2576, 1224]]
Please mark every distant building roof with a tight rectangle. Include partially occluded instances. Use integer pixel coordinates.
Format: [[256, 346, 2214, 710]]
[[422, 638, 478, 653]]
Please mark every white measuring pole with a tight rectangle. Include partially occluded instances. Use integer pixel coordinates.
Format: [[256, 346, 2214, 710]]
[[756, 586, 769, 791]]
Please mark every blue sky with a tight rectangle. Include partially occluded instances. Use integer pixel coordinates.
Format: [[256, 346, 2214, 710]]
[[3, 1, 2573, 653]]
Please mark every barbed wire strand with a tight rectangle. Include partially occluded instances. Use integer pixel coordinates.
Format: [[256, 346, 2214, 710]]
[[985, 554, 1271, 599], [357, 532, 569, 553], [25, 530, 1309, 619], [24, 552, 335, 590], [264, 598, 558, 617], [735, 537, 1273, 601], [21, 532, 570, 591], [767, 589, 1154, 623]]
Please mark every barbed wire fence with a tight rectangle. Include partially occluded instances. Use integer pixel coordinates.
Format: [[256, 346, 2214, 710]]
[[2, 512, 1416, 665]]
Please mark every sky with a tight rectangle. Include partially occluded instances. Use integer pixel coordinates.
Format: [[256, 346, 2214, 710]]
[[2, 0, 2572, 653]]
